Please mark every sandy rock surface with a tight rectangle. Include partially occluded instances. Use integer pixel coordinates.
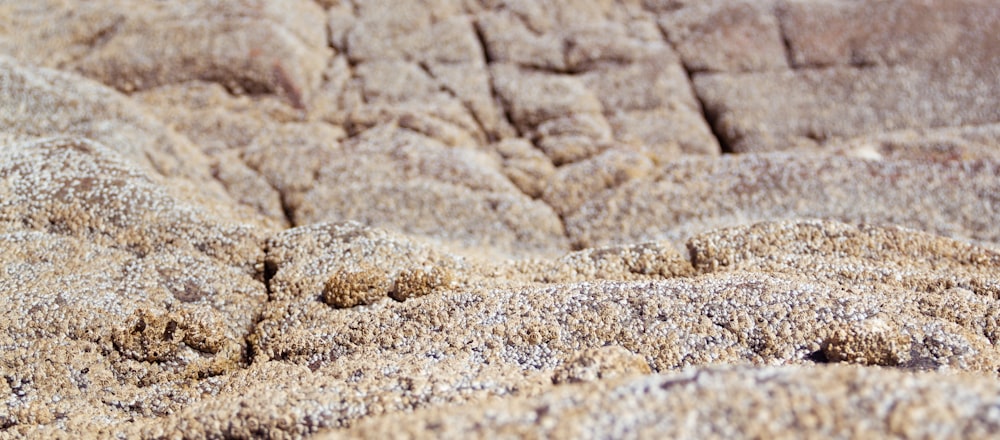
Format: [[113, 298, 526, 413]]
[[328, 364, 1000, 439], [1, 0, 999, 438]]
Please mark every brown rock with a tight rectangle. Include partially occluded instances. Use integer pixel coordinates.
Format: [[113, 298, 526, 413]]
[[246, 268, 997, 433], [346, 12, 481, 64], [574, 42, 684, 104], [778, 0, 1000, 68], [551, 345, 652, 385], [474, 0, 649, 73], [821, 317, 910, 367], [135, 81, 346, 226], [542, 148, 656, 217], [533, 240, 695, 283], [825, 123, 1000, 163], [694, 63, 1000, 153], [494, 138, 556, 199], [658, 0, 788, 72], [0, 0, 330, 108], [608, 109, 712, 157], [390, 266, 455, 302], [295, 127, 568, 258], [565, 153, 1000, 250], [43, 0, 327, 107], [688, 219, 1000, 350], [475, 10, 568, 71], [4, 0, 1000, 438], [491, 63, 604, 136], [425, 63, 518, 142], [323, 266, 391, 309], [325, 365, 1000, 439], [579, 48, 720, 157], [0, 138, 266, 434], [0, 57, 221, 194], [688, 219, 1000, 298], [264, 221, 468, 304]]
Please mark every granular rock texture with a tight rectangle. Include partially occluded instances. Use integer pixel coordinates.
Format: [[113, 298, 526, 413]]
[[0, 138, 267, 435], [2, 0, 1000, 438], [328, 365, 1000, 439], [0, 0, 329, 107], [565, 152, 1000, 250]]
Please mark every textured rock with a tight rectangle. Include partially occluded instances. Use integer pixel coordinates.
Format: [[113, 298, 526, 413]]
[[652, 0, 1000, 153], [659, 0, 787, 72], [3, 0, 1000, 438], [0, 138, 267, 435], [137, 76, 569, 257], [579, 47, 720, 157], [688, 220, 1000, 297], [134, 81, 346, 226], [264, 222, 469, 304], [0, 0, 330, 108], [327, 365, 1000, 439], [550, 345, 652, 385], [778, 0, 1000, 68], [345, 6, 480, 64], [527, 240, 695, 283], [245, 251, 999, 433], [478, 2, 719, 162], [1, 57, 212, 188], [824, 123, 1000, 163], [565, 153, 1000, 250], [492, 64, 606, 148], [694, 63, 1000, 153], [295, 127, 569, 258], [689, 219, 1000, 349]]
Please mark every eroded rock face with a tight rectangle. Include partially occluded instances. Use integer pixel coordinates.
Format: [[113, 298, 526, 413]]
[[1, 57, 210, 186], [3, 0, 1000, 438], [677, 0, 1000, 153], [564, 153, 1000, 250], [0, 0, 330, 108], [778, 0, 1000, 69], [294, 127, 570, 258], [659, 0, 788, 73], [688, 220, 1000, 300], [326, 365, 1000, 439], [694, 63, 1000, 153], [0, 138, 267, 435], [242, 225, 998, 432]]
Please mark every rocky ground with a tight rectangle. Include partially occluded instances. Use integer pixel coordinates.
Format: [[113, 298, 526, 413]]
[[1, 0, 999, 438]]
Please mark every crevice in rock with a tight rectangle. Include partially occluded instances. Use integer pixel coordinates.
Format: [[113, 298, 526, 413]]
[[276, 189, 296, 228], [653, 22, 733, 155], [245, 241, 279, 367], [563, 213, 581, 251], [683, 68, 733, 154], [473, 18, 494, 65], [473, 19, 519, 139], [805, 349, 830, 363], [685, 241, 701, 269], [774, 6, 797, 70], [59, 15, 127, 69], [242, 313, 263, 367], [468, 17, 589, 253], [658, 371, 701, 390], [200, 150, 294, 230], [81, 16, 125, 51], [417, 60, 494, 144]]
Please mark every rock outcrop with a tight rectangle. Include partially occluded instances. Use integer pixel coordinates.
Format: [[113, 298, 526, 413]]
[[2, 0, 999, 438]]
